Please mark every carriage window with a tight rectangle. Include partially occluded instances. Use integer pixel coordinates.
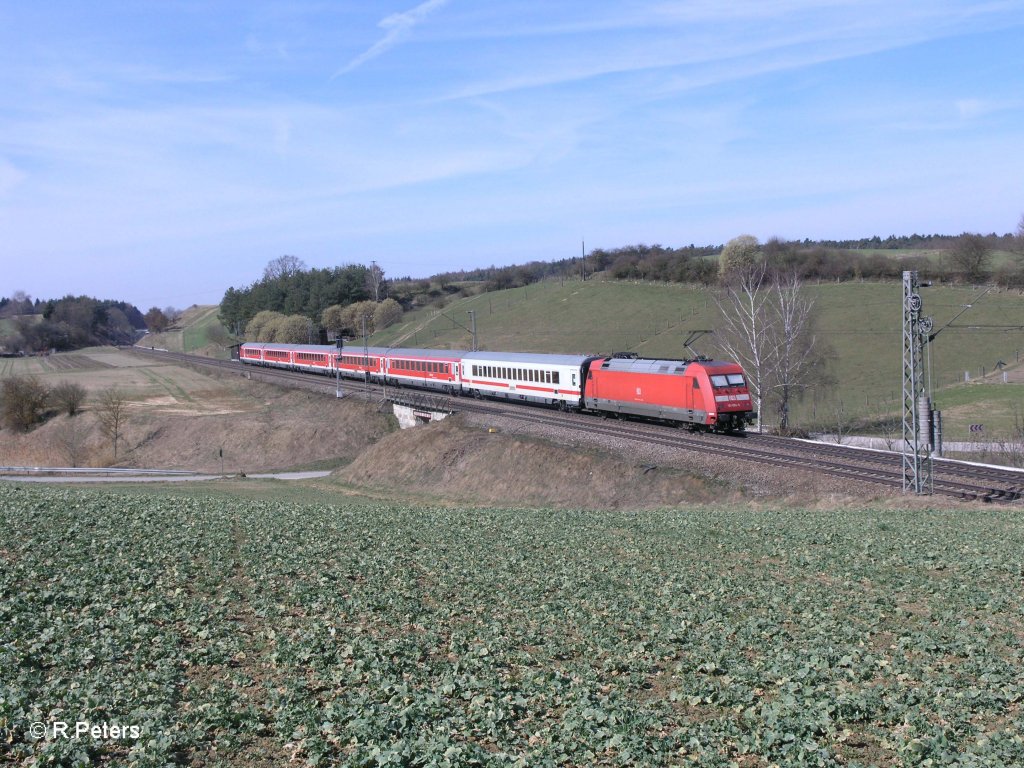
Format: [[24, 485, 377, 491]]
[[727, 374, 745, 386], [552, 372, 560, 385], [710, 375, 729, 387], [693, 379, 700, 389]]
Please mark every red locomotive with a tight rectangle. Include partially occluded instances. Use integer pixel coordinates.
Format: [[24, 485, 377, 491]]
[[582, 356, 754, 432]]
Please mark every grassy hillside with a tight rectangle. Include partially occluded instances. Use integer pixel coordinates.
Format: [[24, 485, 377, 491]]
[[141, 305, 232, 358], [137, 279, 1020, 440], [369, 277, 1024, 438]]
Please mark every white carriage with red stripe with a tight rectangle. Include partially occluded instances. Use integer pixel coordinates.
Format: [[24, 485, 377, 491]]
[[460, 351, 594, 409]]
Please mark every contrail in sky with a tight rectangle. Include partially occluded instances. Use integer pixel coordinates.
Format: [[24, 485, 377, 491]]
[[334, 0, 450, 77]]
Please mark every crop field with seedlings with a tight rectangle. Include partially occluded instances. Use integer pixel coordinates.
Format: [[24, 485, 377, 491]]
[[3, 484, 1022, 766]]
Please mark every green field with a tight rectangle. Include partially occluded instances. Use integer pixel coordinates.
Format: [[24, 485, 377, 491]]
[[3, 484, 1022, 766]]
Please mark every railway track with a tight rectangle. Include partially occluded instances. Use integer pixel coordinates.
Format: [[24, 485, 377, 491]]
[[130, 347, 1024, 504]]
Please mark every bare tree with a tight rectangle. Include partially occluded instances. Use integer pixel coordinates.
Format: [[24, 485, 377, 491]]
[[53, 418, 92, 467], [1014, 213, 1024, 263], [766, 270, 820, 432], [51, 381, 87, 416], [714, 261, 774, 431], [947, 233, 991, 282], [263, 255, 307, 282], [715, 255, 829, 434], [831, 400, 850, 444], [95, 387, 129, 460], [366, 261, 386, 302]]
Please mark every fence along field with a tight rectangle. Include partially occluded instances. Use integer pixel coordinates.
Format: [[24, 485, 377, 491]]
[[3, 484, 1022, 766]]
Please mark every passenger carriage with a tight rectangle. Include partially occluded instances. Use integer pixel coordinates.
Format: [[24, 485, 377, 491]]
[[460, 351, 596, 409], [336, 345, 387, 381], [382, 348, 466, 393], [240, 342, 335, 373]]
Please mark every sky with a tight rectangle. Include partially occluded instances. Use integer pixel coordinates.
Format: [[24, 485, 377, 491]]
[[2, 1, 1024, 311]]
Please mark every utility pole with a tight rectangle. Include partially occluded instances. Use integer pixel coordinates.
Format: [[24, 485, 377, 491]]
[[467, 310, 477, 352], [362, 315, 369, 392], [581, 239, 586, 281], [335, 337, 344, 399], [902, 271, 933, 493]]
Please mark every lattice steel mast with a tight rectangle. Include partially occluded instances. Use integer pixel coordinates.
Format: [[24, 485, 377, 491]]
[[902, 271, 934, 493]]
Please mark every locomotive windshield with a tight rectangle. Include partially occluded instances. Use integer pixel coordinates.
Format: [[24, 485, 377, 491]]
[[710, 374, 746, 388]]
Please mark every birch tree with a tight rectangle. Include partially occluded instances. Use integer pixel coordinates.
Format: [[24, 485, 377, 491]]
[[768, 270, 819, 432], [715, 260, 774, 432], [366, 261, 386, 302], [715, 244, 828, 432]]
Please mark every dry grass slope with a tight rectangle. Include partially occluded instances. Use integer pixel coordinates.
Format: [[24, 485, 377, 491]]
[[336, 416, 729, 509]]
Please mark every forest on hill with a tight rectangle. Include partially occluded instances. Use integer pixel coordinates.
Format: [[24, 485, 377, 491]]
[[0, 294, 147, 354]]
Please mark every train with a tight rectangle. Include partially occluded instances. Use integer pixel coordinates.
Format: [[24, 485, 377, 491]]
[[238, 342, 756, 432]]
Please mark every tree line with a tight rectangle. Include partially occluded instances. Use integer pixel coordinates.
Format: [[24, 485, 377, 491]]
[[390, 226, 1024, 299], [0, 294, 147, 354], [219, 256, 376, 337], [219, 256, 410, 344]]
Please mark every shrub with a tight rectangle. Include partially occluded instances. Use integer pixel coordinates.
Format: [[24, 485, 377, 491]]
[[1, 375, 50, 432], [51, 381, 87, 416]]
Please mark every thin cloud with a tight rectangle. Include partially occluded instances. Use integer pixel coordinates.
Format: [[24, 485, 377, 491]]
[[334, 0, 449, 77]]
